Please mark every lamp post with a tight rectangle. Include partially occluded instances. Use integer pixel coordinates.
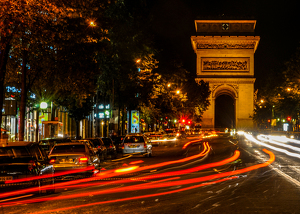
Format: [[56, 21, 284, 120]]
[[34, 102, 48, 143]]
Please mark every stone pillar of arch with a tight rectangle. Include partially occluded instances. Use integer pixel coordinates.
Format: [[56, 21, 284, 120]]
[[191, 20, 260, 129]]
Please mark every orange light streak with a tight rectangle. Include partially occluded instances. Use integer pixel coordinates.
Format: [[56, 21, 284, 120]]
[[182, 139, 203, 149], [115, 166, 139, 173], [129, 160, 144, 165]]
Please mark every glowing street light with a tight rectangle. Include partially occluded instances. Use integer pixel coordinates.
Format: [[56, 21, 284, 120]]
[[90, 21, 96, 27], [176, 90, 180, 94], [136, 59, 141, 63], [40, 102, 48, 109]]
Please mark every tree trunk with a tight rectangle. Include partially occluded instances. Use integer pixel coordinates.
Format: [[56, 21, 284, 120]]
[[0, 43, 11, 139], [19, 50, 28, 141], [95, 93, 99, 137], [35, 109, 39, 143]]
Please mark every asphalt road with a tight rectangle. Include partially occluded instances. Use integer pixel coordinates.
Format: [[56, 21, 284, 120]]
[[2, 133, 300, 214]]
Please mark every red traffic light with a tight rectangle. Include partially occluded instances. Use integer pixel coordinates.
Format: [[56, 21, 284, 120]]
[[287, 116, 291, 121]]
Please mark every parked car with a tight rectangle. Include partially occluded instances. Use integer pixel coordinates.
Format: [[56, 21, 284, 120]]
[[72, 139, 99, 157], [39, 138, 72, 155], [111, 136, 125, 153], [122, 133, 152, 157], [0, 141, 55, 194], [85, 138, 108, 160], [100, 137, 117, 158], [48, 142, 100, 179]]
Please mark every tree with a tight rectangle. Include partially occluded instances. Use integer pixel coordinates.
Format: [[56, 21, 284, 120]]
[[0, 0, 68, 139]]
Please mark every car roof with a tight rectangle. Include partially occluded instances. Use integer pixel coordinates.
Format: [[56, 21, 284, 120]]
[[0, 141, 36, 147], [53, 142, 86, 146], [125, 133, 144, 137]]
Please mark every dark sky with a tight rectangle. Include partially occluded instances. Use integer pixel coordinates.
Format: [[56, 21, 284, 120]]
[[148, 0, 300, 89]]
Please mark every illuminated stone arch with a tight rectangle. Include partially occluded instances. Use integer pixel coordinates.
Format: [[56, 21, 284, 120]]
[[212, 84, 238, 99], [191, 19, 260, 129]]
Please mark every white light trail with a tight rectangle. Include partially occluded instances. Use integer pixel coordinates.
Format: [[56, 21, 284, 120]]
[[257, 134, 300, 152], [244, 133, 300, 159]]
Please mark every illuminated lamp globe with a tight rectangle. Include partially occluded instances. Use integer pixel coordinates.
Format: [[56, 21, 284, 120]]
[[40, 102, 48, 109]]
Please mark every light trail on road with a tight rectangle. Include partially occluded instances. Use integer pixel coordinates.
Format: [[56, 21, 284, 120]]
[[14, 148, 274, 214], [244, 133, 300, 159], [0, 140, 208, 199], [1, 132, 277, 214]]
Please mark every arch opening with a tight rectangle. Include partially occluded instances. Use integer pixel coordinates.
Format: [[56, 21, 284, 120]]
[[215, 94, 235, 130]]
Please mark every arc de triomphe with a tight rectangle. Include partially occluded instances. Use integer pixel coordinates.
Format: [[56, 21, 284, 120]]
[[191, 20, 260, 129]]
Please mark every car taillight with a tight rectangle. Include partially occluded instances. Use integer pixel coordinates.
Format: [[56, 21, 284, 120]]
[[121, 143, 124, 149], [28, 160, 36, 171], [49, 158, 56, 164], [79, 157, 88, 163], [144, 143, 147, 148], [98, 146, 101, 149]]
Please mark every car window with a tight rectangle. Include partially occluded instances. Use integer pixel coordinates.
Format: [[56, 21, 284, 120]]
[[90, 139, 102, 147], [0, 148, 14, 157], [124, 136, 145, 143], [29, 145, 45, 160], [102, 138, 112, 146], [51, 145, 86, 154], [13, 147, 31, 157]]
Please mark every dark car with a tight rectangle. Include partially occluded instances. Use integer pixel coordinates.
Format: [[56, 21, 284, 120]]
[[111, 136, 125, 153], [85, 138, 108, 160], [100, 137, 117, 158], [48, 142, 100, 179], [0, 141, 55, 194], [39, 138, 72, 155]]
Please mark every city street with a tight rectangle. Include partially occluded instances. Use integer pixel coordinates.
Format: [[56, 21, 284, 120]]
[[2, 132, 300, 214]]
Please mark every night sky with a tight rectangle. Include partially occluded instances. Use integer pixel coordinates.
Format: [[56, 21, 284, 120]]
[[148, 0, 300, 89]]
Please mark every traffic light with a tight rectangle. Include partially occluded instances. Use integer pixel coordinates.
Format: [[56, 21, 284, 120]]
[[287, 116, 291, 122], [181, 119, 185, 123], [187, 120, 191, 125]]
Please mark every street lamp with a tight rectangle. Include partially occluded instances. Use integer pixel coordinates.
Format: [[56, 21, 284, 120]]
[[40, 102, 48, 109], [89, 21, 96, 27]]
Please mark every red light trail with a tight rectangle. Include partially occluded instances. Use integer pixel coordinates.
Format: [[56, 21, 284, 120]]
[[0, 136, 275, 214]]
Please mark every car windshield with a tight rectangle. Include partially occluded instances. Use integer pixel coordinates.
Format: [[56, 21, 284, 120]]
[[101, 138, 112, 145], [51, 145, 85, 154], [0, 147, 31, 158], [88, 139, 101, 147], [124, 136, 144, 143]]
